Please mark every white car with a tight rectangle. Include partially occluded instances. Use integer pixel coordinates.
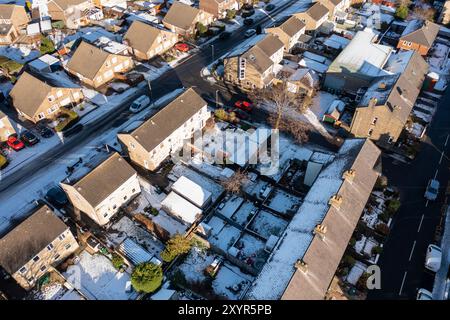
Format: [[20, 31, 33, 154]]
[[129, 95, 151, 113], [245, 29, 256, 38], [417, 288, 433, 300], [425, 244, 442, 272]]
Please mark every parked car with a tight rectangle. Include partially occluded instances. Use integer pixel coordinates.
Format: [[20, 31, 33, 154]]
[[242, 7, 255, 18], [20, 130, 40, 146], [234, 100, 253, 112], [63, 124, 84, 138], [265, 4, 275, 11], [244, 29, 256, 37], [416, 288, 433, 300], [129, 95, 151, 113], [36, 123, 54, 138], [45, 186, 69, 209], [219, 31, 232, 40], [425, 244, 442, 272], [6, 135, 25, 151], [175, 43, 190, 52], [244, 18, 254, 26], [424, 179, 440, 201], [115, 72, 144, 87], [0, 154, 8, 169], [232, 108, 249, 120]]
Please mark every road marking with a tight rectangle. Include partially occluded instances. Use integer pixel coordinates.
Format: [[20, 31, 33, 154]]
[[434, 169, 439, 179], [417, 214, 425, 233], [409, 240, 417, 261], [399, 271, 408, 296], [445, 134, 449, 147], [439, 151, 444, 164], [425, 200, 429, 207]]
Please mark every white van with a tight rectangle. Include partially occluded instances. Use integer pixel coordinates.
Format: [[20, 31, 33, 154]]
[[129, 95, 151, 113], [425, 244, 442, 272]]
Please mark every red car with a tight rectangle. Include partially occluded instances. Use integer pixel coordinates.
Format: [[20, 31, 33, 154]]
[[175, 43, 190, 52], [234, 100, 253, 112], [7, 135, 25, 151]]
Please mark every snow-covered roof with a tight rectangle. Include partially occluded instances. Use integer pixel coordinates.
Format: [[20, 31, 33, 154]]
[[161, 191, 203, 224], [323, 34, 350, 50], [118, 238, 153, 266], [327, 29, 392, 76], [246, 139, 380, 300], [171, 175, 212, 208]]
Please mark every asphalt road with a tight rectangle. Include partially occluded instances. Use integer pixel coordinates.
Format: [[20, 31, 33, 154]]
[[367, 86, 450, 300], [0, 0, 306, 192]]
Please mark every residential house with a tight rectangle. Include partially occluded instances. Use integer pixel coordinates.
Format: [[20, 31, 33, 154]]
[[280, 67, 319, 97], [266, 16, 306, 52], [247, 138, 381, 300], [0, 23, 19, 45], [294, 2, 329, 33], [117, 88, 210, 171], [199, 0, 239, 19], [0, 4, 30, 30], [349, 50, 428, 147], [123, 20, 178, 60], [0, 205, 79, 290], [60, 152, 141, 226], [324, 29, 393, 97], [9, 71, 84, 123], [0, 111, 17, 142], [47, 0, 95, 29], [397, 20, 440, 56], [439, 0, 450, 25], [162, 1, 214, 36], [317, 0, 351, 20], [66, 41, 134, 88], [223, 34, 284, 90]]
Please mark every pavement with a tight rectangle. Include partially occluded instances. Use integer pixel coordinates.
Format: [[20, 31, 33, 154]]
[[367, 85, 450, 300], [432, 205, 450, 300]]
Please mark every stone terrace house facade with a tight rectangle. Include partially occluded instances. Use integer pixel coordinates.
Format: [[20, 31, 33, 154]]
[[349, 50, 428, 147], [61, 152, 141, 226], [9, 71, 84, 123], [247, 138, 381, 300], [199, 0, 239, 19], [294, 2, 329, 33], [123, 20, 178, 61], [66, 41, 134, 88], [397, 20, 440, 56], [118, 88, 210, 171], [47, 0, 95, 29], [0, 205, 79, 290], [266, 16, 306, 52], [162, 1, 214, 36], [223, 34, 284, 90], [0, 111, 17, 142]]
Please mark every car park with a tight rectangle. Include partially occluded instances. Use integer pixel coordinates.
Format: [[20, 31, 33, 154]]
[[129, 95, 151, 113], [20, 130, 40, 146], [6, 135, 25, 151], [424, 179, 440, 201]]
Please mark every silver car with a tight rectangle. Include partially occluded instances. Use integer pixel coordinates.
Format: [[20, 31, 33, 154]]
[[424, 179, 440, 201]]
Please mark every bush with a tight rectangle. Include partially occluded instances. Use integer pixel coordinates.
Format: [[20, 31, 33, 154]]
[[40, 35, 55, 55], [196, 22, 208, 36], [54, 108, 79, 132], [375, 223, 390, 236], [342, 255, 356, 267], [150, 207, 159, 216], [395, 5, 409, 20], [372, 246, 383, 255], [131, 262, 163, 293], [171, 270, 188, 288], [160, 234, 192, 263], [111, 253, 124, 270], [226, 9, 236, 20], [386, 199, 401, 214], [215, 108, 228, 121]]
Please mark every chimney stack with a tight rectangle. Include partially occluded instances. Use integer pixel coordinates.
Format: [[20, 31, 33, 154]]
[[342, 169, 356, 182], [368, 97, 378, 108], [295, 260, 308, 274], [314, 224, 327, 240], [328, 194, 343, 210]]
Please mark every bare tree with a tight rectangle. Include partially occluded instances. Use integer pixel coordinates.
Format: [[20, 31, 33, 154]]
[[267, 113, 311, 144], [221, 170, 248, 194], [249, 79, 307, 130], [413, 6, 436, 21]]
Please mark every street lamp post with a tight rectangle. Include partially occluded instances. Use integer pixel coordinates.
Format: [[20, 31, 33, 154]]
[[211, 44, 214, 63], [215, 89, 219, 109], [147, 79, 154, 105]]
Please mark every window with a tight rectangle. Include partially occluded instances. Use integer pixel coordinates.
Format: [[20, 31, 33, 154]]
[[112, 57, 117, 64], [103, 212, 109, 218], [73, 92, 80, 99], [27, 276, 35, 284], [32, 255, 40, 262], [65, 244, 72, 250], [19, 266, 27, 274], [40, 265, 47, 272], [113, 205, 117, 210], [123, 195, 128, 201], [132, 188, 136, 193], [38, 112, 45, 120], [387, 136, 394, 144], [56, 90, 63, 98], [130, 142, 135, 149], [47, 244, 54, 251], [368, 128, 373, 136], [48, 95, 55, 102], [371, 117, 378, 125], [58, 233, 66, 241], [54, 254, 60, 261], [48, 105, 58, 115]]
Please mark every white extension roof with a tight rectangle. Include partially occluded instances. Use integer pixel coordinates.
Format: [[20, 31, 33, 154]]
[[171, 175, 212, 208], [161, 191, 203, 224]]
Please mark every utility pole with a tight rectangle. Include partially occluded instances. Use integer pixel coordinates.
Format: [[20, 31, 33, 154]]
[[147, 79, 154, 105], [211, 44, 214, 63], [215, 89, 219, 109]]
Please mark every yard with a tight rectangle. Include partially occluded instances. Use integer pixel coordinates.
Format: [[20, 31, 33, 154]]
[[248, 209, 288, 239], [266, 189, 302, 216]]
